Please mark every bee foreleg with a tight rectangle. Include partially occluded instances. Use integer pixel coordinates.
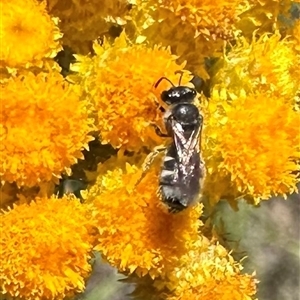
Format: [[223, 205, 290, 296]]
[[150, 122, 169, 138], [135, 145, 166, 186]]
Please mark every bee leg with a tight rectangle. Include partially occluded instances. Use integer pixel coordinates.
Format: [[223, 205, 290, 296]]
[[150, 122, 169, 138], [135, 145, 167, 186]]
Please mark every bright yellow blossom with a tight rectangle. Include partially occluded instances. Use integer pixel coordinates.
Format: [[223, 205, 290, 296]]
[[237, 0, 293, 38], [210, 32, 300, 101], [128, 0, 244, 78], [84, 157, 203, 280], [0, 196, 97, 300], [0, 0, 62, 69], [0, 71, 94, 187], [71, 32, 192, 151], [202, 91, 300, 206], [85, 157, 257, 298], [166, 238, 257, 300], [46, 0, 132, 54]]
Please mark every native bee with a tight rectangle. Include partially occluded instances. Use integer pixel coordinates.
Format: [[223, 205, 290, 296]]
[[140, 74, 205, 213]]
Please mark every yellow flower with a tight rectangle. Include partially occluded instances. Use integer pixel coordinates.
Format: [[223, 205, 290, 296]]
[[0, 71, 94, 187], [202, 91, 300, 206], [0, 0, 62, 68], [237, 0, 293, 38], [46, 0, 131, 54], [0, 196, 97, 300], [84, 157, 203, 280], [165, 239, 257, 300], [128, 0, 243, 78], [210, 32, 300, 101], [71, 32, 192, 151]]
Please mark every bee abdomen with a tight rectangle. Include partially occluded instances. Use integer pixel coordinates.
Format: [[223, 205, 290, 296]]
[[160, 155, 176, 184], [159, 185, 188, 212]]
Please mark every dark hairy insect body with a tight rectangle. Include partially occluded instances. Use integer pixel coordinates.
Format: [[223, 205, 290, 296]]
[[159, 141, 203, 212], [154, 76, 205, 213]]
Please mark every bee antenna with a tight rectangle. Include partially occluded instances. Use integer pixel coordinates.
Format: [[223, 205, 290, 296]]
[[154, 77, 175, 89], [175, 70, 184, 86]]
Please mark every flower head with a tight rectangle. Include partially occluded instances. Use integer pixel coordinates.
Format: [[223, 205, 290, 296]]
[[0, 71, 94, 187], [47, 0, 131, 54], [0, 196, 97, 300], [211, 32, 300, 101], [84, 156, 203, 279], [202, 91, 300, 206], [0, 0, 62, 68], [237, 0, 293, 37], [165, 239, 257, 300], [128, 0, 243, 77], [71, 32, 192, 151]]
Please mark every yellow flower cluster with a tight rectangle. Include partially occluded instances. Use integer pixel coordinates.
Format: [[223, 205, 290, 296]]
[[237, 0, 293, 37], [46, 0, 132, 53], [211, 32, 300, 101], [0, 0, 62, 69], [71, 33, 192, 151], [1, 71, 94, 187], [85, 157, 202, 279], [166, 239, 257, 300], [128, 0, 244, 78], [84, 157, 257, 299], [2, 0, 299, 298], [203, 91, 300, 206], [0, 196, 97, 300]]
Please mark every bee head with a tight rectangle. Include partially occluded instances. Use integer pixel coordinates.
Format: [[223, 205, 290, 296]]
[[161, 87, 197, 105]]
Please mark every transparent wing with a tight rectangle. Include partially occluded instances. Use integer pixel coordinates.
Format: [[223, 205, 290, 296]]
[[171, 119, 201, 180]]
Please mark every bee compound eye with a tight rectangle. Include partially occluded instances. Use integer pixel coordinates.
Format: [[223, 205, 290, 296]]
[[161, 91, 170, 103]]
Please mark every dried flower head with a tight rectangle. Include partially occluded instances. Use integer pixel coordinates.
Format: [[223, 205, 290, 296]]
[[0, 71, 94, 187], [0, 0, 62, 68], [0, 196, 97, 300], [71, 32, 192, 151]]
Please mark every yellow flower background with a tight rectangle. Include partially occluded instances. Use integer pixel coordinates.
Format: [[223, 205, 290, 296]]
[[0, 0, 299, 299]]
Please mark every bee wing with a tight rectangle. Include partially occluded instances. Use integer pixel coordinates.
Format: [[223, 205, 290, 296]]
[[171, 119, 201, 177]]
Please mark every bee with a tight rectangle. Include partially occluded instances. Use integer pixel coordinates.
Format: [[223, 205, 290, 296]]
[[140, 74, 205, 213]]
